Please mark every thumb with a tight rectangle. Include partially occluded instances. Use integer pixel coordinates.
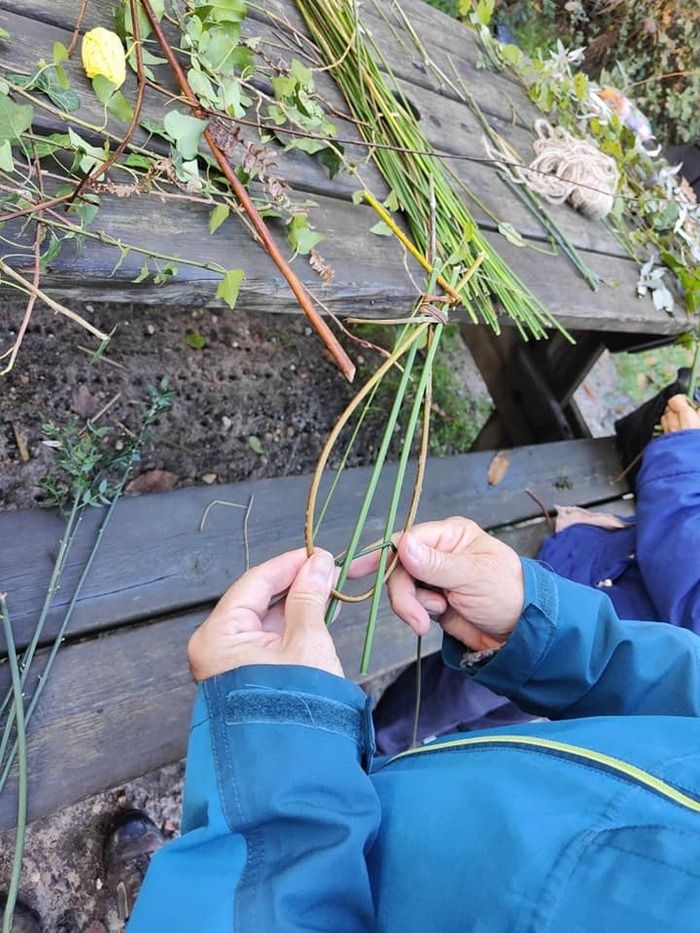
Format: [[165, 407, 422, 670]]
[[398, 532, 473, 590], [284, 549, 335, 643]]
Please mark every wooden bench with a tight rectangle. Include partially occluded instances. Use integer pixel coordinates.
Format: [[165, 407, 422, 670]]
[[0, 436, 629, 828]]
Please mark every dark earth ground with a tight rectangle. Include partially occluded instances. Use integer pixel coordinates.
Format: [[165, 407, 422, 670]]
[[0, 298, 640, 931]]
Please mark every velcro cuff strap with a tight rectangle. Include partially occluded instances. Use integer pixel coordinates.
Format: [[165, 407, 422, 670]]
[[225, 688, 366, 748]]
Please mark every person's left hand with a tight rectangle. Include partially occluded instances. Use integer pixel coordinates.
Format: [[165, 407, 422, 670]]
[[188, 548, 344, 681]]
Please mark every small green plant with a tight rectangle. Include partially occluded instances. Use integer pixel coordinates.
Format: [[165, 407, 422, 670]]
[[0, 378, 172, 932]]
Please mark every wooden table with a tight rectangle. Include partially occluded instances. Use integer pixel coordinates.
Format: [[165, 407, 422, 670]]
[[0, 0, 690, 445]]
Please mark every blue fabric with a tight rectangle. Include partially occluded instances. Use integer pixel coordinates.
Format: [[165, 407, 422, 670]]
[[131, 560, 700, 932], [538, 429, 700, 632]]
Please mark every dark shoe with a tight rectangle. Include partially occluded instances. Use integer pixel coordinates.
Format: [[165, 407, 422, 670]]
[[103, 808, 167, 927], [0, 895, 42, 933], [614, 367, 699, 489]]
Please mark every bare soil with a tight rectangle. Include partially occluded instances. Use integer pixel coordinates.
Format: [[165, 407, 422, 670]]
[[0, 298, 634, 931]]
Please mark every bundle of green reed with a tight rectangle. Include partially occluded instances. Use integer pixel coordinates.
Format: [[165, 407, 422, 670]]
[[295, 0, 570, 342]]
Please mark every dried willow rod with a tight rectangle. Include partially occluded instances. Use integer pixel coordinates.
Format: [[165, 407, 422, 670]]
[[138, 0, 356, 382], [305, 321, 430, 602]]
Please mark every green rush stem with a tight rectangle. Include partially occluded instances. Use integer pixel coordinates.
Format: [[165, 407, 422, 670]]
[[1, 597, 27, 933], [411, 634, 423, 749], [360, 322, 444, 673], [325, 330, 424, 626], [0, 437, 146, 796], [0, 500, 82, 774]]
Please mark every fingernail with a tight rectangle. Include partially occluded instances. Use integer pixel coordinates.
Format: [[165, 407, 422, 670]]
[[308, 550, 335, 585], [424, 597, 444, 614], [405, 533, 426, 562]]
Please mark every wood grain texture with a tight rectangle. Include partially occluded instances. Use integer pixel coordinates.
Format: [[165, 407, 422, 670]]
[[0, 0, 686, 335], [0, 438, 627, 652], [0, 484, 634, 830]]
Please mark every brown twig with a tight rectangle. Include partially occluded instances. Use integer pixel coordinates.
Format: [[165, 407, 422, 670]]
[[69, 0, 146, 205], [0, 259, 108, 340], [139, 0, 355, 382], [525, 487, 556, 532], [66, 0, 91, 58], [0, 191, 97, 225], [613, 450, 644, 484], [1, 147, 44, 376]]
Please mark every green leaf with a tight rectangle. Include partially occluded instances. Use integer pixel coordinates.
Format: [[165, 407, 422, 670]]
[[215, 268, 244, 308], [123, 0, 164, 41], [0, 139, 14, 172], [163, 110, 207, 160], [0, 27, 10, 41], [132, 263, 150, 283], [248, 434, 263, 455], [497, 222, 526, 247], [287, 214, 324, 255], [290, 58, 313, 90], [52, 41, 68, 64], [369, 220, 393, 237], [188, 68, 218, 106], [206, 0, 247, 24], [351, 189, 365, 205], [272, 74, 296, 100], [107, 91, 133, 123], [0, 94, 33, 141], [209, 203, 230, 234], [124, 152, 153, 168], [383, 190, 399, 212], [573, 72, 588, 101], [92, 75, 116, 106], [316, 145, 343, 179], [185, 330, 207, 350]]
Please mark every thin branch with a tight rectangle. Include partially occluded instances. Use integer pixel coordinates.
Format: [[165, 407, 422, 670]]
[[67, 0, 91, 58], [0, 210, 41, 376], [0, 259, 109, 341], [139, 0, 355, 383], [69, 0, 146, 204]]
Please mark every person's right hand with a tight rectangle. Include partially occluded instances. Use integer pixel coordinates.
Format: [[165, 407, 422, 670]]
[[661, 394, 700, 434], [350, 517, 524, 653]]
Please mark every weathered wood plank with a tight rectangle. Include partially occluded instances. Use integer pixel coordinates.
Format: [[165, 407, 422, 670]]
[[0, 2, 684, 331], [0, 595, 443, 830], [0, 488, 636, 830], [0, 0, 627, 259], [0, 438, 628, 653]]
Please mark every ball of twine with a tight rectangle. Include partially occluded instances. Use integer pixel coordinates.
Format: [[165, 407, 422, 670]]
[[486, 120, 620, 220]]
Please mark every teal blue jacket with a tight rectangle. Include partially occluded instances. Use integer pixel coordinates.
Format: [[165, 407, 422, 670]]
[[130, 561, 700, 932]]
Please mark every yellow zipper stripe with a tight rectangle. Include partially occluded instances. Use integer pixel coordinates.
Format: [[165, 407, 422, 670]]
[[385, 734, 700, 813]]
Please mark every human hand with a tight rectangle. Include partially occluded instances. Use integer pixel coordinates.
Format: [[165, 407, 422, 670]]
[[350, 517, 524, 653], [661, 394, 700, 434], [188, 548, 343, 681]]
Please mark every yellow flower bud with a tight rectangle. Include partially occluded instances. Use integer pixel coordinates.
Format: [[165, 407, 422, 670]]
[[81, 27, 126, 89]]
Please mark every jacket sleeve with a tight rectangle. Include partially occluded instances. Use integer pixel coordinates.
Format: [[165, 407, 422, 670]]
[[129, 665, 380, 933], [442, 559, 700, 720], [634, 430, 700, 632]]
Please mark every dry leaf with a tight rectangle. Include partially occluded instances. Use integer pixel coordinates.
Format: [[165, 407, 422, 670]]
[[12, 424, 30, 462], [487, 450, 510, 486], [309, 249, 335, 284], [126, 469, 178, 495], [72, 384, 99, 418]]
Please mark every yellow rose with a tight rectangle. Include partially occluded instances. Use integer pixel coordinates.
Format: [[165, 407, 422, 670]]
[[81, 27, 126, 89]]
